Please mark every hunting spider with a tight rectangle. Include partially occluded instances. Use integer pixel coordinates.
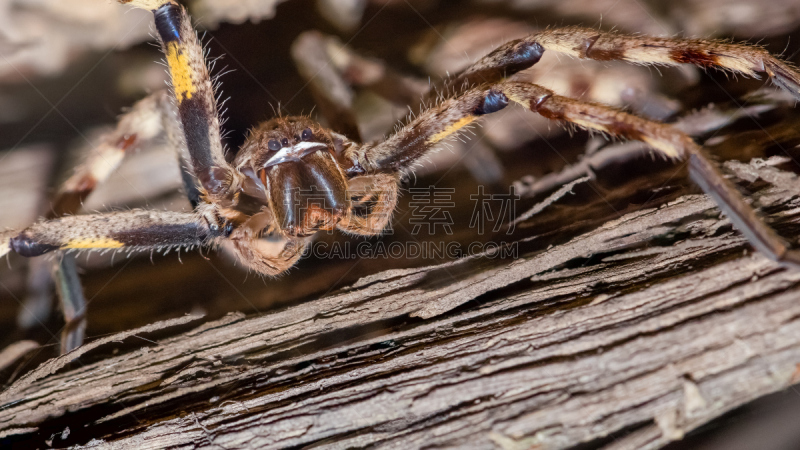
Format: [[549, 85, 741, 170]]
[[3, 0, 800, 351]]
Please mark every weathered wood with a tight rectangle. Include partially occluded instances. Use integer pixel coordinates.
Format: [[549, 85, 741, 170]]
[[3, 156, 800, 449]]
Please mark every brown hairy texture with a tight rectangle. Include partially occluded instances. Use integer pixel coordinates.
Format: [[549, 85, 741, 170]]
[[354, 89, 490, 174], [15, 210, 210, 253], [219, 210, 307, 276], [236, 116, 335, 169], [20, 90, 175, 352], [525, 27, 800, 98], [502, 82, 690, 158], [670, 48, 719, 67], [451, 39, 544, 89], [499, 80, 800, 266], [151, 1, 235, 200], [338, 173, 399, 236], [461, 25, 800, 98], [227, 235, 310, 276]]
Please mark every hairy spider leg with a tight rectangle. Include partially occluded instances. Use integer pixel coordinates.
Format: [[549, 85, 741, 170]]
[[500, 81, 800, 267], [344, 86, 510, 176], [520, 99, 795, 199], [14, 89, 209, 352], [8, 210, 219, 349], [12, 210, 216, 256], [53, 254, 86, 354], [13, 92, 171, 352], [122, 0, 235, 201], [460, 26, 800, 100], [352, 72, 800, 266], [292, 31, 511, 186], [48, 89, 205, 214], [7, 89, 223, 261], [49, 93, 167, 218], [338, 24, 800, 265]]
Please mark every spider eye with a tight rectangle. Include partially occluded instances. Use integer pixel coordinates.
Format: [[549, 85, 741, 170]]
[[301, 128, 313, 141], [281, 138, 289, 147], [267, 139, 281, 151]]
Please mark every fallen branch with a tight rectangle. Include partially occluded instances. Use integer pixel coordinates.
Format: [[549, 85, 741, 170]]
[[2, 160, 800, 449]]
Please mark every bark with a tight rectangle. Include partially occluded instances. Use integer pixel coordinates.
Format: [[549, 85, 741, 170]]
[[3, 157, 800, 449]]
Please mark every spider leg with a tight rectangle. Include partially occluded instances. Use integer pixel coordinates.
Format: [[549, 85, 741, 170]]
[[10, 210, 215, 257], [14, 83, 221, 351], [352, 75, 800, 266], [17, 91, 176, 352], [521, 100, 789, 198], [53, 253, 86, 354], [336, 32, 551, 176], [342, 85, 510, 176], [49, 89, 204, 216], [49, 92, 167, 218], [293, 31, 512, 186], [10, 210, 214, 350], [470, 26, 800, 99], [500, 81, 800, 267], [120, 0, 237, 201], [291, 31, 428, 142]]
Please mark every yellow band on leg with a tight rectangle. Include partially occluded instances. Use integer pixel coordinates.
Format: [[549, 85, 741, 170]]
[[165, 42, 198, 102], [63, 238, 125, 250], [428, 116, 476, 144]]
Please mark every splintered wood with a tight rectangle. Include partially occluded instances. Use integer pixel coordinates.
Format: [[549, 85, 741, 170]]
[[2, 157, 800, 449]]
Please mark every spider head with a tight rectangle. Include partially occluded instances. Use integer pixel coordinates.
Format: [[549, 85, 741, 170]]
[[234, 116, 349, 236]]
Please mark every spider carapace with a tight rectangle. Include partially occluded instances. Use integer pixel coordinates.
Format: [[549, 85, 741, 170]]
[[235, 117, 352, 235], [4, 0, 800, 351]]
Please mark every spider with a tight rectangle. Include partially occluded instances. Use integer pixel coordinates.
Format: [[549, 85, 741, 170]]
[[3, 0, 800, 352]]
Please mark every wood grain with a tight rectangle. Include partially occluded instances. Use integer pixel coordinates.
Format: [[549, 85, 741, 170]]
[[3, 156, 800, 448]]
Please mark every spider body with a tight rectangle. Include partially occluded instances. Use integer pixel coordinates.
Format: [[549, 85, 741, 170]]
[[233, 116, 349, 237], [4, 0, 800, 352], [7, 112, 371, 270]]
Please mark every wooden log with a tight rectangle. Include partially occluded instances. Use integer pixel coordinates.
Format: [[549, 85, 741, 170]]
[[3, 155, 800, 449]]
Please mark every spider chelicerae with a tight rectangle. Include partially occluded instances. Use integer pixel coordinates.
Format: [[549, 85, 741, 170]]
[[2, 0, 800, 351]]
